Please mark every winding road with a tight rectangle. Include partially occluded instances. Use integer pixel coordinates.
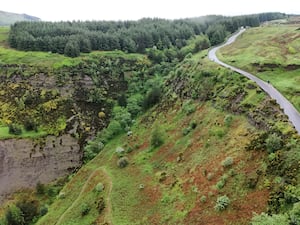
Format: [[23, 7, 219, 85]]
[[208, 29, 300, 134]]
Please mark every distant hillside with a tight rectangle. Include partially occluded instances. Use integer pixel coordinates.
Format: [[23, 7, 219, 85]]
[[0, 10, 40, 26]]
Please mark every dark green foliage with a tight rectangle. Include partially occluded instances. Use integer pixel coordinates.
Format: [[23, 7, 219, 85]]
[[214, 195, 230, 211], [80, 203, 90, 216], [112, 106, 132, 129], [182, 101, 196, 115], [265, 133, 283, 153], [206, 24, 228, 45], [117, 157, 129, 168], [39, 205, 48, 216], [117, 94, 127, 107], [224, 115, 233, 127], [36, 182, 45, 195], [126, 94, 143, 117], [5, 205, 25, 225], [23, 119, 38, 132], [64, 40, 80, 57], [8, 124, 22, 135], [8, 13, 285, 56], [84, 139, 104, 162], [143, 87, 162, 110], [182, 120, 197, 136], [107, 120, 123, 136], [150, 126, 164, 148], [16, 199, 39, 224], [193, 35, 211, 53]]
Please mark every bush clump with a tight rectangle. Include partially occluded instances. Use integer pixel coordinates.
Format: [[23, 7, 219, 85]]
[[117, 157, 129, 168], [143, 87, 162, 110], [150, 126, 164, 148], [214, 195, 230, 211], [36, 182, 45, 195], [5, 205, 25, 225], [39, 205, 48, 216], [221, 157, 234, 168], [224, 115, 233, 127], [265, 133, 283, 153], [95, 183, 104, 192], [8, 124, 22, 135], [80, 203, 90, 216]]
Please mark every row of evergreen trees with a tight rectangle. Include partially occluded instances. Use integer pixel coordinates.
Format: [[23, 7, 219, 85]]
[[8, 13, 285, 57]]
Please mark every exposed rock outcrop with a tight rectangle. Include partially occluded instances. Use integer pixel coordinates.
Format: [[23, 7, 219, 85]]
[[0, 134, 81, 203]]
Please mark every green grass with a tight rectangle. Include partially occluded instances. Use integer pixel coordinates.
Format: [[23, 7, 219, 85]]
[[218, 24, 300, 111], [0, 27, 9, 42], [0, 27, 146, 69], [0, 126, 47, 139]]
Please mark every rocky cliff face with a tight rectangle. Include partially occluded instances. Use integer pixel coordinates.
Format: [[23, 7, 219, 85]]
[[0, 134, 81, 203]]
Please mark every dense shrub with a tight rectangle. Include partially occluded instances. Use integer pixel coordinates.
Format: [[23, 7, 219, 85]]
[[117, 157, 129, 168], [16, 199, 39, 224], [36, 182, 45, 195], [23, 119, 38, 132], [182, 100, 196, 115], [106, 120, 123, 136], [95, 183, 104, 192], [200, 195, 207, 203], [39, 205, 48, 216], [150, 127, 164, 148], [224, 115, 233, 127], [143, 87, 162, 110], [80, 203, 90, 216], [5, 205, 25, 225], [8, 124, 22, 135], [265, 133, 283, 153], [221, 157, 234, 168], [112, 106, 132, 129], [214, 195, 230, 211], [127, 94, 143, 117]]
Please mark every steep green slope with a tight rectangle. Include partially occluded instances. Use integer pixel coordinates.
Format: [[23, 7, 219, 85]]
[[35, 53, 300, 224], [0, 10, 40, 26]]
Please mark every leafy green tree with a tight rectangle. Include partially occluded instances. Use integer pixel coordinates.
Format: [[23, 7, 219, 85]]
[[206, 24, 227, 45], [79, 36, 92, 53], [64, 40, 80, 57], [143, 87, 162, 110], [127, 94, 143, 117], [16, 199, 39, 224], [5, 205, 25, 225], [112, 106, 132, 129]]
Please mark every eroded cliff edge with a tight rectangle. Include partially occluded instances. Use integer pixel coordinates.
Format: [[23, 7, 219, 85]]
[[0, 134, 81, 203]]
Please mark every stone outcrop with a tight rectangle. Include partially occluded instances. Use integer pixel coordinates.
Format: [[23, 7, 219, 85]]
[[0, 134, 81, 203]]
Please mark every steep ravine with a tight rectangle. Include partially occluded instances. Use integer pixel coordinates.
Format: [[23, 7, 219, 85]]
[[0, 134, 81, 203]]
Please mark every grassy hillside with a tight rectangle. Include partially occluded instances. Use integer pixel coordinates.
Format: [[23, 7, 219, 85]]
[[0, 21, 299, 225], [33, 54, 300, 224], [0, 10, 40, 26], [218, 22, 300, 112]]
